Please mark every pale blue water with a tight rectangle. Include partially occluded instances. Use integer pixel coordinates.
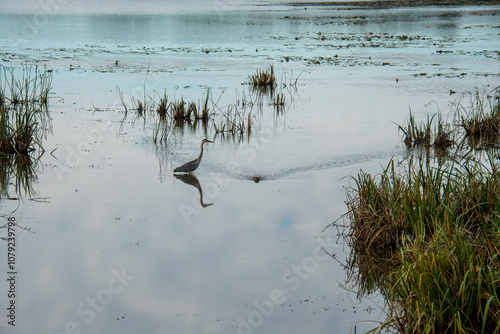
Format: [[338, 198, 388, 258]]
[[0, 2, 499, 334]]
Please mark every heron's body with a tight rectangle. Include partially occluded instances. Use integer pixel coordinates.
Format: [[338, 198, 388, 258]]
[[174, 139, 213, 174]]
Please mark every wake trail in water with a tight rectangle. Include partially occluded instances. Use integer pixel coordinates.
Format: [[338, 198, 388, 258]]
[[207, 149, 404, 181]]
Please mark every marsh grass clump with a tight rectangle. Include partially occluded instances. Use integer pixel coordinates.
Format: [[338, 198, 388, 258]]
[[433, 120, 453, 149], [186, 101, 197, 119], [456, 89, 500, 148], [0, 66, 52, 155], [397, 88, 500, 157], [336, 88, 500, 333], [383, 226, 500, 334], [156, 93, 168, 120], [346, 158, 442, 259], [171, 98, 186, 121], [1, 65, 52, 105], [121, 68, 297, 145], [398, 111, 434, 148], [344, 152, 500, 333], [249, 65, 276, 95], [347, 154, 500, 256], [0, 104, 40, 154]]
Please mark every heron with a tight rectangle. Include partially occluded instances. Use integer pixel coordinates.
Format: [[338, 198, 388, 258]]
[[173, 139, 214, 174]]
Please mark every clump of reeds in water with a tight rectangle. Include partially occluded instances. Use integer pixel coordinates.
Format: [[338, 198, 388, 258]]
[[156, 92, 168, 120], [169, 91, 211, 124], [335, 88, 500, 333], [214, 104, 252, 137], [0, 65, 52, 106], [0, 65, 52, 155], [171, 98, 186, 122], [397, 87, 500, 156], [152, 90, 212, 143], [398, 111, 434, 148], [344, 154, 500, 333], [456, 88, 500, 149], [433, 113, 454, 153], [197, 89, 210, 120], [121, 66, 298, 145], [249, 65, 276, 96]]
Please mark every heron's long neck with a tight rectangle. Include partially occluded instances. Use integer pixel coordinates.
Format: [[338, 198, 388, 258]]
[[197, 142, 205, 161]]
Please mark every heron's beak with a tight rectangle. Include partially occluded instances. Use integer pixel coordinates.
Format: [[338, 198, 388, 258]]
[[208, 140, 214, 143]]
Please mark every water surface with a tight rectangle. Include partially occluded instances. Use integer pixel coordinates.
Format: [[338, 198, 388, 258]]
[[0, 2, 499, 333]]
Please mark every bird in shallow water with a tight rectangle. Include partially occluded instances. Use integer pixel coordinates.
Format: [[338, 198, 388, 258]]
[[174, 139, 214, 174]]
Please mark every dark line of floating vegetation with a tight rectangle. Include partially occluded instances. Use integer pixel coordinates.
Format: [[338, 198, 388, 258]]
[[333, 86, 500, 333]]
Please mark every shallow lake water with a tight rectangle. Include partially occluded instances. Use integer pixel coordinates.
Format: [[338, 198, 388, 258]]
[[0, 1, 499, 333]]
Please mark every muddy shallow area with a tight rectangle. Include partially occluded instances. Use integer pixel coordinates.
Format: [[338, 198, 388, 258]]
[[0, 2, 499, 334]]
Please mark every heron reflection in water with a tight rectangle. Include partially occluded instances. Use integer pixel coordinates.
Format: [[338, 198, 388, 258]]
[[174, 174, 213, 208], [174, 139, 214, 174]]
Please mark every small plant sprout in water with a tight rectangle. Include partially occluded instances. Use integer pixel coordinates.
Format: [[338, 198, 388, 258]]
[[131, 97, 146, 119], [273, 92, 286, 113]]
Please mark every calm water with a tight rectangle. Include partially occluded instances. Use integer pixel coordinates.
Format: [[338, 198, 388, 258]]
[[1, 1, 499, 333]]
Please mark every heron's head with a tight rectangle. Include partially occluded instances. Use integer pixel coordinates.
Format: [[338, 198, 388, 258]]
[[202, 139, 214, 144]]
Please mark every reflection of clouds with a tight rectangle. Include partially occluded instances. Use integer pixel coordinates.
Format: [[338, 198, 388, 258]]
[[0, 149, 383, 333]]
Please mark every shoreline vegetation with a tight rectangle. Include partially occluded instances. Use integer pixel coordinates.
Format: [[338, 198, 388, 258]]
[[334, 87, 500, 333], [287, 0, 500, 8]]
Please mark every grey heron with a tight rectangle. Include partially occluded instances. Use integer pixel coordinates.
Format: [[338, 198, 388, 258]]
[[173, 139, 214, 174]]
